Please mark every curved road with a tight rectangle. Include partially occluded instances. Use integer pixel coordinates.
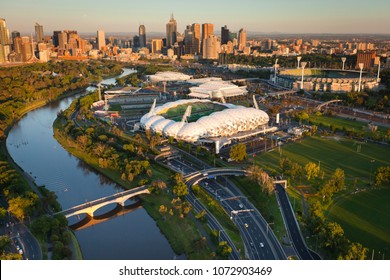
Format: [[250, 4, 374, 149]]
[[275, 184, 313, 260]]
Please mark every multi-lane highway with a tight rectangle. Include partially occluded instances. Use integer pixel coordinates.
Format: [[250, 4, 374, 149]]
[[162, 154, 286, 260]]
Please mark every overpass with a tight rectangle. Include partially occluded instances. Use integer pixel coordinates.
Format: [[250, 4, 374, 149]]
[[55, 186, 150, 218], [315, 99, 343, 111], [184, 168, 249, 186]]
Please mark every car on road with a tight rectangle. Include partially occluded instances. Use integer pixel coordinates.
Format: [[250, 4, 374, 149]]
[[260, 242, 264, 248], [245, 223, 249, 228], [19, 249, 23, 255]]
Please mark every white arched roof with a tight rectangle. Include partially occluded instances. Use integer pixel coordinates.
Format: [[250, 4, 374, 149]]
[[140, 100, 269, 142]]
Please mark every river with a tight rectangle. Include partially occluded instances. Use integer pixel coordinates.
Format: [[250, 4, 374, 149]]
[[6, 68, 176, 260]]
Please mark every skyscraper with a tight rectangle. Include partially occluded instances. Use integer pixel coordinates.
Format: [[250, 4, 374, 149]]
[[58, 32, 67, 49], [35, 23, 44, 43], [202, 23, 214, 41], [0, 18, 12, 62], [221, 25, 230, 45], [152, 39, 162, 53], [238, 28, 246, 51], [11, 31, 20, 42], [184, 25, 194, 55], [192, 23, 201, 54], [97, 30, 106, 50], [0, 18, 11, 45], [202, 35, 220, 59], [139, 25, 146, 48], [53, 31, 61, 47], [166, 14, 177, 48]]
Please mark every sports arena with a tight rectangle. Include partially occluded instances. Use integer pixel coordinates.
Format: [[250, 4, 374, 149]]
[[140, 99, 271, 152]]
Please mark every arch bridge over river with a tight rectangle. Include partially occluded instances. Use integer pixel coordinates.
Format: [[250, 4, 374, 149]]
[[55, 185, 150, 219]]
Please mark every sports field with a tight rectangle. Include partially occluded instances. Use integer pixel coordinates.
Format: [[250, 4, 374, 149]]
[[254, 136, 389, 189], [254, 136, 390, 258], [162, 102, 227, 122], [328, 188, 390, 258], [308, 114, 388, 138]]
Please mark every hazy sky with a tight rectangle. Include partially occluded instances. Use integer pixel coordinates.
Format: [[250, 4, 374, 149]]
[[2, 0, 390, 34]]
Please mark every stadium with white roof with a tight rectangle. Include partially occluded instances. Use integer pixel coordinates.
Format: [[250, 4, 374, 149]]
[[140, 98, 271, 153]]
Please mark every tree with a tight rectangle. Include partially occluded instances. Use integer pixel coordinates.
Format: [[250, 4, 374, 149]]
[[159, 205, 167, 215], [8, 192, 38, 221], [173, 181, 188, 197], [321, 222, 345, 250], [374, 166, 390, 187], [216, 241, 232, 259], [331, 168, 345, 192], [229, 143, 247, 162], [195, 209, 207, 222], [304, 162, 320, 181], [339, 242, 368, 260]]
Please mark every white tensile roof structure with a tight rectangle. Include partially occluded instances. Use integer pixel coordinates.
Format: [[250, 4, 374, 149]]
[[188, 80, 247, 99], [147, 71, 192, 82], [140, 99, 269, 142]]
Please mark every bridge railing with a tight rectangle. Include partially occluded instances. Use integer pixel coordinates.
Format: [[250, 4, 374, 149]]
[[55, 185, 148, 215]]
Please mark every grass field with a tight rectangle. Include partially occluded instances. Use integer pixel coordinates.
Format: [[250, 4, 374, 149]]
[[253, 136, 390, 258], [308, 114, 388, 137], [328, 188, 390, 259], [162, 102, 227, 122], [253, 136, 390, 189]]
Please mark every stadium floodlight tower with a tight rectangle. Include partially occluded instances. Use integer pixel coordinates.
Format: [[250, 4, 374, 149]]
[[300, 62, 307, 90], [341, 57, 347, 70], [297, 56, 302, 69], [377, 60, 381, 83], [274, 58, 278, 83], [358, 63, 364, 92]]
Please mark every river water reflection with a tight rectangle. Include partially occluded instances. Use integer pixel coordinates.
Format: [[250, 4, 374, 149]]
[[6, 69, 176, 259]]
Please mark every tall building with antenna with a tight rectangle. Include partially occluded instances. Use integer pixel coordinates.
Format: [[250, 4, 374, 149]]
[[166, 14, 177, 48]]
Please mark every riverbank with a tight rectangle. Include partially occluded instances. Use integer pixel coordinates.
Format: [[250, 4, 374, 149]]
[[53, 116, 214, 259]]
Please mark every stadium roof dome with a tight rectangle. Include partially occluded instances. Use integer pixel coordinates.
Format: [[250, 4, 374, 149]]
[[140, 99, 269, 142]]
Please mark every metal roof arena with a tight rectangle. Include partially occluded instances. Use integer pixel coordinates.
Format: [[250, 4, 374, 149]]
[[140, 99, 269, 142]]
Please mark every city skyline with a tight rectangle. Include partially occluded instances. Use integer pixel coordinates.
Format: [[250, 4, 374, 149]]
[[2, 0, 390, 34]]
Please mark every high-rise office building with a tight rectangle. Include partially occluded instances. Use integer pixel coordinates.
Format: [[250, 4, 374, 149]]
[[133, 35, 140, 49], [221, 25, 230, 45], [0, 18, 11, 45], [0, 18, 12, 62], [139, 25, 146, 48], [202, 23, 214, 41], [53, 31, 61, 47], [58, 31, 67, 49], [192, 23, 201, 54], [184, 25, 194, 55], [166, 14, 177, 47], [11, 31, 20, 42], [97, 30, 106, 50], [356, 51, 376, 69], [202, 35, 220, 59], [13, 36, 22, 54], [238, 28, 246, 51], [35, 23, 44, 43], [152, 39, 162, 53]]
